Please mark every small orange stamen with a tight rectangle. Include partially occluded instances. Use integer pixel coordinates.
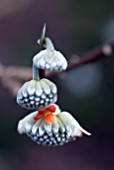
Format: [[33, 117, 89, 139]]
[[38, 108, 46, 114], [46, 105, 56, 112], [34, 113, 44, 120], [34, 105, 56, 122], [44, 111, 51, 117], [45, 113, 54, 124]]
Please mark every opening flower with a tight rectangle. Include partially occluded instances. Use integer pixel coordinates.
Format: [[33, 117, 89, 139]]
[[17, 78, 57, 109], [17, 104, 91, 146]]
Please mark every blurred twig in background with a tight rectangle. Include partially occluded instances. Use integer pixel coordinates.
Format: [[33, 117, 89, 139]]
[[0, 39, 114, 96]]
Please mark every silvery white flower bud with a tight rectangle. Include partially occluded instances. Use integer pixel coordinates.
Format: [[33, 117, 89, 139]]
[[17, 104, 91, 146], [33, 49, 68, 71], [17, 79, 57, 110]]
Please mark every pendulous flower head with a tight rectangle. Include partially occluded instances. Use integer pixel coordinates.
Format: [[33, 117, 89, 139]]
[[17, 78, 57, 110], [33, 49, 68, 71], [17, 104, 91, 146]]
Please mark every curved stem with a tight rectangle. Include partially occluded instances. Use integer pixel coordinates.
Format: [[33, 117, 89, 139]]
[[45, 37, 55, 50], [32, 63, 45, 80], [32, 63, 40, 80]]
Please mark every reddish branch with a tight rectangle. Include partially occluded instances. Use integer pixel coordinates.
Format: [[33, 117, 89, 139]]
[[0, 40, 114, 96], [67, 42, 113, 70]]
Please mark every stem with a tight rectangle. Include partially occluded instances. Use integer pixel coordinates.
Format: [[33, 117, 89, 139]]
[[45, 37, 55, 50], [32, 64, 45, 80], [32, 63, 40, 80]]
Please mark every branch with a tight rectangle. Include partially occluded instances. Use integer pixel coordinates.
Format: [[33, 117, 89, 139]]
[[67, 42, 113, 70], [0, 40, 114, 96]]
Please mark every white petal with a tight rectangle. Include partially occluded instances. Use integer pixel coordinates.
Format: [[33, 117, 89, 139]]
[[52, 104, 61, 115], [27, 80, 36, 96], [43, 79, 57, 94], [45, 64, 50, 69], [78, 127, 91, 136], [17, 88, 23, 101], [38, 58, 46, 69], [35, 81, 43, 96], [44, 123, 52, 133], [65, 123, 71, 135], [25, 123, 32, 133], [33, 50, 46, 64], [51, 61, 57, 69], [62, 60, 67, 70], [58, 52, 68, 70], [46, 52, 55, 64], [40, 79, 51, 94], [51, 85, 57, 94], [52, 116, 59, 134], [17, 120, 25, 134], [57, 117, 65, 133], [59, 112, 91, 137], [53, 95, 57, 103], [39, 120, 45, 136], [32, 119, 42, 135], [17, 111, 37, 134], [21, 82, 29, 97]]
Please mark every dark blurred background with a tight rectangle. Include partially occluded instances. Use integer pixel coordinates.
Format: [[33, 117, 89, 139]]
[[0, 0, 114, 170]]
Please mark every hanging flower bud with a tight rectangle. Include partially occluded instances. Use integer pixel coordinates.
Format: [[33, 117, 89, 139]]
[[17, 79, 57, 110], [17, 104, 91, 146], [34, 37, 68, 71], [33, 49, 67, 71]]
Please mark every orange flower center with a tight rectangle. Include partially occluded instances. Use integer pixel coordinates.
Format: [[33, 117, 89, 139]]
[[34, 105, 56, 124]]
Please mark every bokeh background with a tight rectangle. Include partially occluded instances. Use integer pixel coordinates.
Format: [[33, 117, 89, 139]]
[[0, 0, 114, 170]]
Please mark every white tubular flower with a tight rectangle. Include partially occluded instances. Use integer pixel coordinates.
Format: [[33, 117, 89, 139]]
[[17, 78, 57, 109], [33, 49, 68, 71], [17, 104, 91, 146]]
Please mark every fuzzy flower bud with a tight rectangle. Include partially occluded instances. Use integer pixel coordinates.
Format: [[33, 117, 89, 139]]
[[33, 49, 67, 71], [17, 79, 57, 109]]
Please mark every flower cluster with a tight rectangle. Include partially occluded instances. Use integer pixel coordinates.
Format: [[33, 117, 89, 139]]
[[17, 25, 91, 146]]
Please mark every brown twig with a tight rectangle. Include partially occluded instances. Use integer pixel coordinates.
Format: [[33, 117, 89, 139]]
[[67, 42, 113, 70], [0, 39, 114, 96]]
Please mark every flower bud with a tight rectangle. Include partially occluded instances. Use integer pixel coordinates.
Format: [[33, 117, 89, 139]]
[[17, 79, 57, 109], [33, 49, 67, 71]]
